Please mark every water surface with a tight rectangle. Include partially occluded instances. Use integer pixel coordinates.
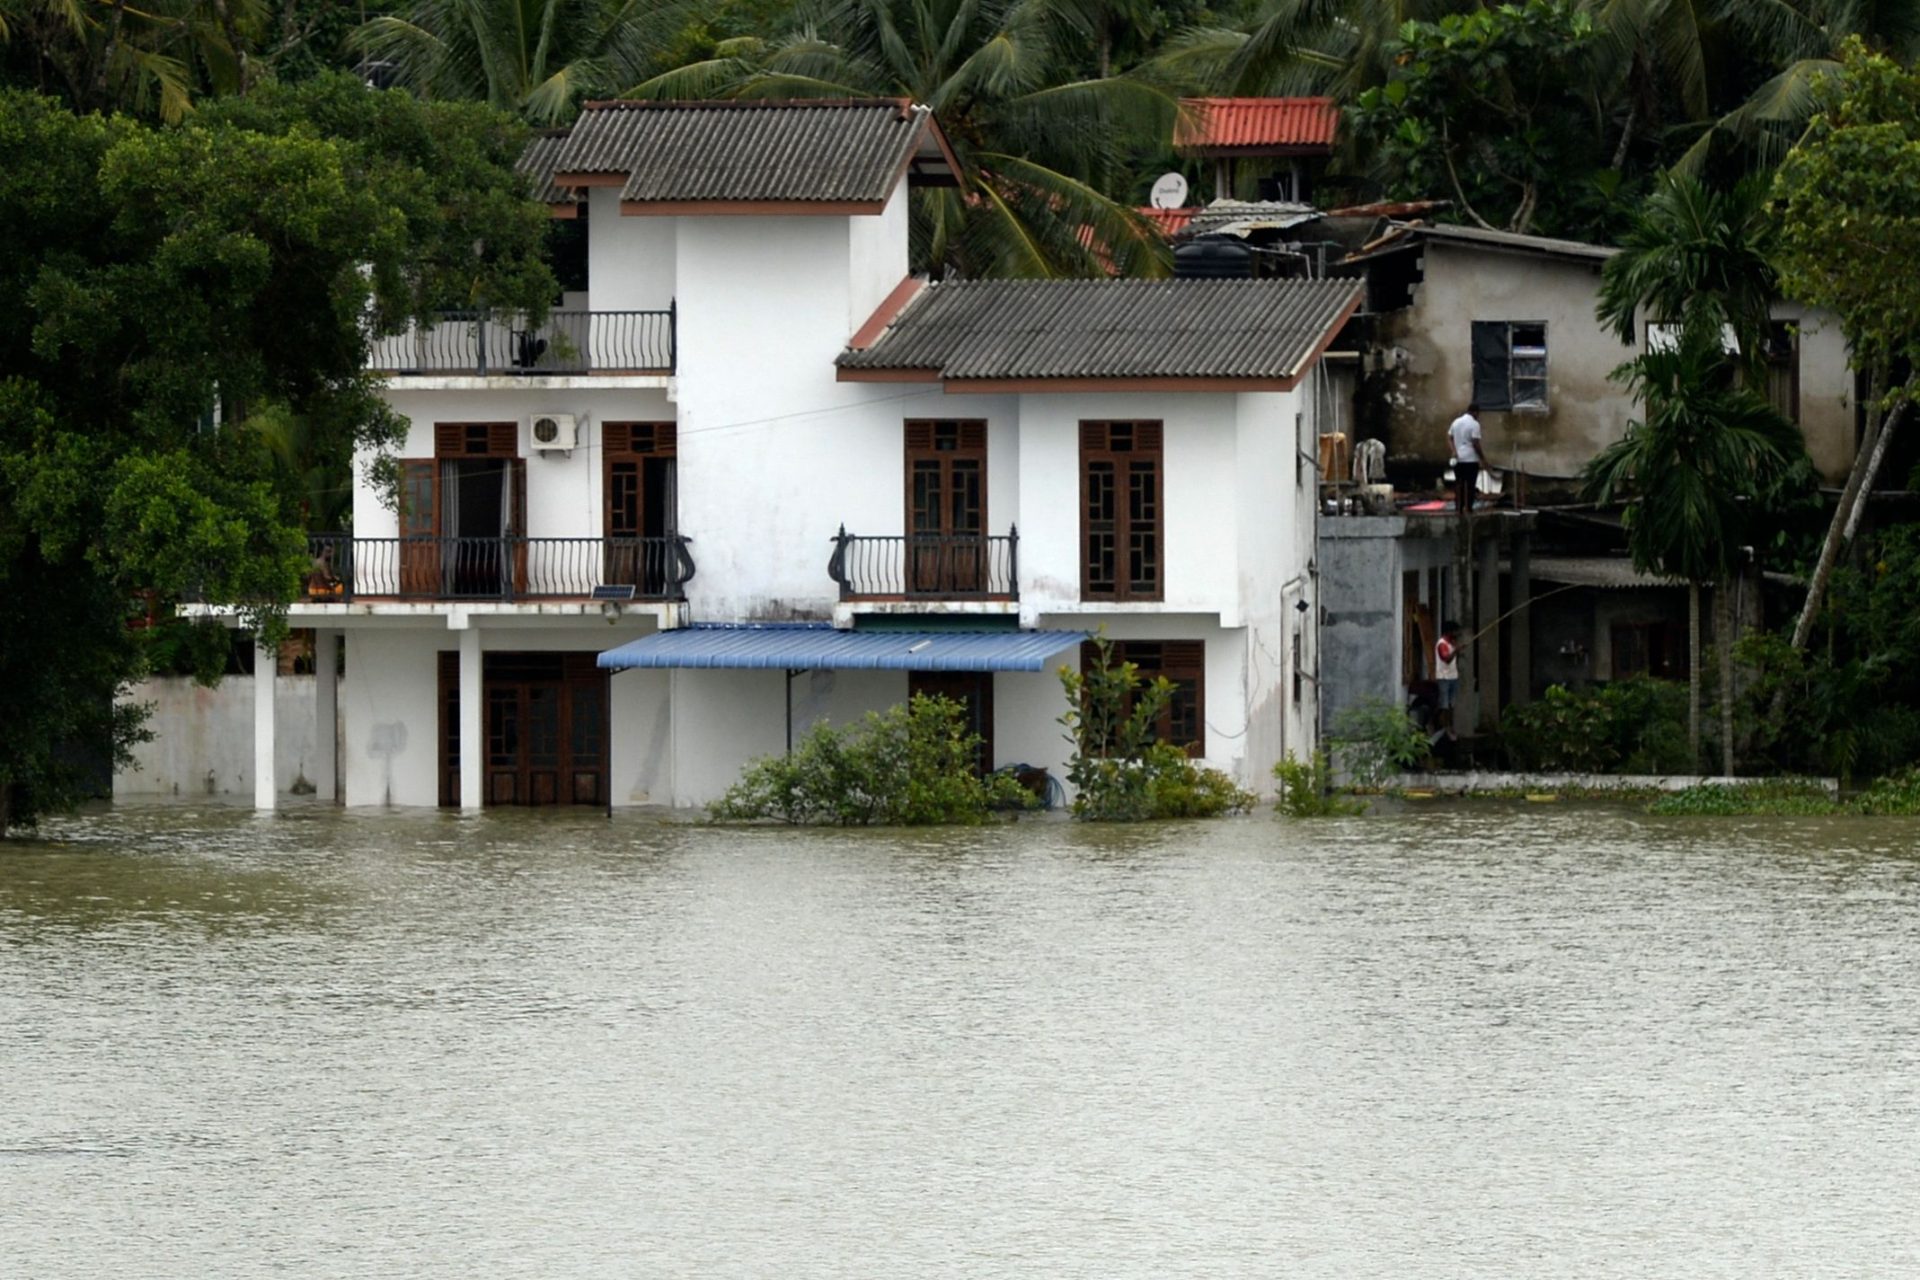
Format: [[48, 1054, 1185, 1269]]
[[4, 801, 1918, 1276]]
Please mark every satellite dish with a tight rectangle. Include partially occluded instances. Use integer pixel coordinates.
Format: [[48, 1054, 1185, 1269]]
[[1149, 171, 1190, 210]]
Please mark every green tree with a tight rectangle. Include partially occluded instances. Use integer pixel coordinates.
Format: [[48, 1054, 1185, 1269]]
[[350, 0, 688, 124], [1773, 39, 1920, 653], [0, 80, 553, 835], [633, 0, 1175, 278], [1581, 315, 1803, 773]]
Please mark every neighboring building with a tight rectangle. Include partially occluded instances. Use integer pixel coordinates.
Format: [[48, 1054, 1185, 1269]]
[[1173, 97, 1340, 205], [187, 99, 1359, 811], [1343, 221, 1858, 491]]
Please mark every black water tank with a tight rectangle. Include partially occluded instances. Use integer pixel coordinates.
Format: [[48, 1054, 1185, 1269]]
[[1174, 235, 1253, 279]]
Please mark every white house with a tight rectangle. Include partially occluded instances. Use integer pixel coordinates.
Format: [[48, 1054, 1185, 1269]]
[[220, 99, 1360, 811]]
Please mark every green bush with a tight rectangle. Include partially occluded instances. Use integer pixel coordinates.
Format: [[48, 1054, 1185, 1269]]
[[1329, 696, 1430, 786], [1274, 753, 1367, 817], [1058, 636, 1254, 820], [709, 694, 1035, 825], [1645, 780, 1839, 816], [1503, 677, 1691, 774], [1852, 767, 1920, 815]]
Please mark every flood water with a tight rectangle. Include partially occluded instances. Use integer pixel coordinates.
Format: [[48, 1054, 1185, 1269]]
[[4, 801, 1919, 1277]]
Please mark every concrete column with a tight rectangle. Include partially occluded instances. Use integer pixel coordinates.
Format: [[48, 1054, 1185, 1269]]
[[459, 625, 483, 811], [1510, 535, 1532, 708], [313, 629, 339, 803], [253, 634, 276, 811], [1476, 534, 1501, 732]]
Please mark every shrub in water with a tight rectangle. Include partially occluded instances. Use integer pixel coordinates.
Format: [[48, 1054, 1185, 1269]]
[[1329, 697, 1429, 787], [1274, 753, 1367, 817], [1503, 677, 1690, 774], [710, 694, 1036, 825], [1058, 637, 1254, 820]]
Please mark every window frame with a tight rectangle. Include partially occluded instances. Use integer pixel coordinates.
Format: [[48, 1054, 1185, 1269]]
[[1082, 639, 1206, 757], [1079, 420, 1165, 603], [1470, 320, 1550, 415]]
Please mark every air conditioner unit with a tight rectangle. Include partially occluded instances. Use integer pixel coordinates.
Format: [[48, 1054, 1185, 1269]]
[[530, 413, 578, 453]]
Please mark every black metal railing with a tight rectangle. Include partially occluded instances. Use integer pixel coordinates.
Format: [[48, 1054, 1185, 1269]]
[[367, 306, 675, 375], [828, 526, 1018, 601], [305, 535, 694, 602]]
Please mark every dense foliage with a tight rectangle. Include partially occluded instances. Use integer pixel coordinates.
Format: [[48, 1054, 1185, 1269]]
[[1273, 752, 1365, 817], [1502, 678, 1692, 774], [709, 694, 1036, 824], [0, 78, 553, 833], [1328, 695, 1430, 787]]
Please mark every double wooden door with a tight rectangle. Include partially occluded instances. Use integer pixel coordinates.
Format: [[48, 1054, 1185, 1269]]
[[906, 421, 985, 594], [439, 652, 607, 806]]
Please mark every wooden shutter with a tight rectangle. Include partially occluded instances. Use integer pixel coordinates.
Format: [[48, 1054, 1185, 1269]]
[[434, 422, 519, 457], [437, 651, 459, 808], [400, 460, 436, 535]]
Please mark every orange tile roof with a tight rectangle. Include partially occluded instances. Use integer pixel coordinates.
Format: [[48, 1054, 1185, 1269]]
[[1175, 98, 1339, 154]]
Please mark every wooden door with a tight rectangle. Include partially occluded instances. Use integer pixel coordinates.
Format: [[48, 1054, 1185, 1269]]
[[908, 671, 994, 774], [905, 421, 986, 594], [400, 459, 438, 597], [604, 422, 677, 594]]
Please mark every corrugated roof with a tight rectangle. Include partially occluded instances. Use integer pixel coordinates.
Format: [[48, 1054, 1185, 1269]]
[[1516, 557, 1683, 589], [1175, 200, 1321, 240], [838, 278, 1364, 383], [1406, 222, 1617, 262], [598, 624, 1089, 672], [516, 131, 576, 207], [1175, 97, 1339, 153], [548, 99, 953, 204]]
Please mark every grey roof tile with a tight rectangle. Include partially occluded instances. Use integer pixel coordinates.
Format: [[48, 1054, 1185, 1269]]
[[839, 278, 1364, 382], [548, 99, 947, 204], [516, 131, 576, 206]]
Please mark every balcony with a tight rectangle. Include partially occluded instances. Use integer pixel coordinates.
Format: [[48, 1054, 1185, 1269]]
[[828, 527, 1018, 602], [368, 308, 674, 376], [306, 535, 694, 603]]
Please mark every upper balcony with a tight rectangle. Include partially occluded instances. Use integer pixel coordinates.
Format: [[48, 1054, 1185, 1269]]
[[305, 534, 694, 603], [828, 527, 1019, 603], [368, 308, 674, 378]]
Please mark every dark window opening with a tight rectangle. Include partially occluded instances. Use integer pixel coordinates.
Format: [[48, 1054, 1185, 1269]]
[[1081, 639, 1206, 756], [1471, 320, 1548, 413]]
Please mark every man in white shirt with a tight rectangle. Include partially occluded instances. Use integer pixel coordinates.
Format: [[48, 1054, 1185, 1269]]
[[1448, 403, 1484, 514]]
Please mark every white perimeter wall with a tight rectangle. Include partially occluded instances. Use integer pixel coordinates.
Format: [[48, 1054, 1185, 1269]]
[[116, 677, 325, 798]]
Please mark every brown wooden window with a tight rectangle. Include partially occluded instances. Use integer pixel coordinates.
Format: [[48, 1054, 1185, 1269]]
[[905, 420, 986, 594], [1763, 321, 1800, 425], [908, 671, 994, 773], [400, 423, 523, 596], [438, 650, 607, 808], [1611, 621, 1683, 680], [603, 422, 678, 592], [1082, 639, 1205, 756], [1081, 421, 1164, 601]]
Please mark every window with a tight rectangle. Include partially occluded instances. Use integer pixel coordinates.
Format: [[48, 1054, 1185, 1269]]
[[1763, 320, 1800, 425], [1081, 421, 1164, 601], [1083, 640, 1206, 756], [1610, 621, 1683, 680], [1470, 321, 1548, 413]]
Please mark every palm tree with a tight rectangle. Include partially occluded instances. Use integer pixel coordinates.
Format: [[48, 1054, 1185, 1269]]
[[630, 0, 1176, 278], [1596, 171, 1777, 363], [0, 0, 261, 120], [1583, 315, 1802, 774], [350, 0, 686, 124]]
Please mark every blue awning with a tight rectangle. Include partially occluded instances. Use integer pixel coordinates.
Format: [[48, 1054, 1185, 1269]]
[[598, 623, 1090, 672]]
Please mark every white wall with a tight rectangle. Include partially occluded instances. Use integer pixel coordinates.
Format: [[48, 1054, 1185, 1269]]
[[847, 184, 910, 327], [353, 387, 676, 541], [116, 676, 326, 799], [586, 188, 676, 312], [1014, 392, 1253, 622]]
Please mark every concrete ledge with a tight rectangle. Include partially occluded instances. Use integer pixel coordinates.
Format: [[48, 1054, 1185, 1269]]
[[1394, 771, 1842, 796]]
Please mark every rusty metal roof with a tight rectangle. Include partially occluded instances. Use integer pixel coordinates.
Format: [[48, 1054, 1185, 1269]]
[[1174, 97, 1339, 154], [838, 278, 1364, 383], [516, 131, 576, 207], [548, 99, 957, 204]]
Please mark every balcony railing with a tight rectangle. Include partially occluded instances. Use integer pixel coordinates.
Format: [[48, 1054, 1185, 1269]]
[[306, 535, 694, 602], [367, 307, 674, 376], [828, 526, 1018, 601]]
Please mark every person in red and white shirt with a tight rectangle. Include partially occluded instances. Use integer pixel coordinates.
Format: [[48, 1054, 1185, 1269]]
[[1434, 621, 1462, 733]]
